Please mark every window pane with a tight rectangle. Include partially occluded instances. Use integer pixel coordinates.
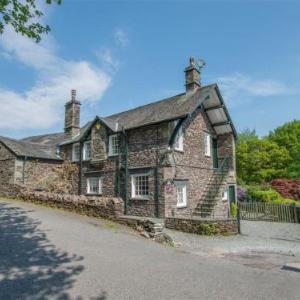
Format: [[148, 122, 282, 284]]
[[110, 135, 120, 155], [73, 143, 80, 161], [84, 141, 91, 160], [87, 177, 101, 194], [133, 175, 149, 197], [176, 182, 187, 207]]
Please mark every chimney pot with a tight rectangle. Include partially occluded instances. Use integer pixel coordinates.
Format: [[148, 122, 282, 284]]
[[185, 57, 201, 92], [71, 89, 76, 101]]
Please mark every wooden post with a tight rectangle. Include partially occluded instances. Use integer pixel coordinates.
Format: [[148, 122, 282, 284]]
[[293, 203, 299, 223]]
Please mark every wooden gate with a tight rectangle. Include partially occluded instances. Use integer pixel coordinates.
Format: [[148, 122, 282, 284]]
[[238, 201, 299, 223]]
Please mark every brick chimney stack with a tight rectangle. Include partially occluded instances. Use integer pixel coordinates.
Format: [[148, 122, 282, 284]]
[[184, 57, 201, 92], [64, 89, 81, 139]]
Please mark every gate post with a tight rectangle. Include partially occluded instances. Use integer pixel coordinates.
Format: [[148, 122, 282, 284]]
[[237, 201, 241, 234], [293, 203, 299, 223]]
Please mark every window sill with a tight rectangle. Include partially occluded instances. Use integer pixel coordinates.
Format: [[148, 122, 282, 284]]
[[130, 197, 149, 201], [205, 154, 211, 158], [86, 193, 102, 196], [174, 149, 184, 153], [176, 204, 187, 209], [108, 153, 119, 157]]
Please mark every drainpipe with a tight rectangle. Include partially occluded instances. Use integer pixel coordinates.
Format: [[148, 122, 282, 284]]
[[79, 142, 83, 195], [155, 126, 160, 217], [122, 127, 128, 215], [22, 156, 27, 184]]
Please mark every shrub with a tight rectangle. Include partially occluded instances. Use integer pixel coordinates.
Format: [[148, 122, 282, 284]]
[[199, 223, 220, 235], [237, 185, 247, 201], [247, 186, 282, 202], [271, 179, 300, 201], [230, 202, 237, 217]]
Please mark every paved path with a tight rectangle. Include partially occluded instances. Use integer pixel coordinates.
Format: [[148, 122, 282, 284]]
[[165, 220, 300, 258], [0, 198, 299, 300]]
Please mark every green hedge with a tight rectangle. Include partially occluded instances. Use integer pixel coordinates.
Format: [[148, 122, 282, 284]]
[[246, 185, 300, 206]]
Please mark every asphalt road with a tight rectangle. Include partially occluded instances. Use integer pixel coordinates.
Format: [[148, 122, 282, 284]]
[[0, 198, 299, 300]]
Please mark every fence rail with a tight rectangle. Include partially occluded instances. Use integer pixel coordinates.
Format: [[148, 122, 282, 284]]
[[238, 201, 299, 223]]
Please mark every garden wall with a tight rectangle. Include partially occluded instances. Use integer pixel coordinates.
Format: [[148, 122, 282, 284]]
[[165, 216, 238, 235], [0, 184, 124, 220]]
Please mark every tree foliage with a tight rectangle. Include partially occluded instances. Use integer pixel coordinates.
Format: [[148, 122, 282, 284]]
[[268, 120, 300, 178], [0, 0, 61, 42], [236, 129, 291, 184]]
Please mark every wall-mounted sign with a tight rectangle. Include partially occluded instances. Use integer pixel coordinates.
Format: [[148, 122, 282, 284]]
[[165, 184, 173, 193]]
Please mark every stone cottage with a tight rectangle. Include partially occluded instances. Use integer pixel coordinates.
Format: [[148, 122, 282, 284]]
[[0, 58, 237, 219]]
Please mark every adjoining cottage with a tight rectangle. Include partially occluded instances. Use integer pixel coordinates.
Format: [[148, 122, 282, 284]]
[[0, 57, 237, 219]]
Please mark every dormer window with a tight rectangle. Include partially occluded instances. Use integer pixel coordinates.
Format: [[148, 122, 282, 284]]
[[109, 134, 120, 156], [174, 127, 184, 151], [83, 141, 91, 161], [72, 143, 80, 161]]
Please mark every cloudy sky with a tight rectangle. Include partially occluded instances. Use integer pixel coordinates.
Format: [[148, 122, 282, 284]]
[[0, 0, 299, 138]]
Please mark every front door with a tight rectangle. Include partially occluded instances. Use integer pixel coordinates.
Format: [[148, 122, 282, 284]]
[[229, 185, 236, 204], [212, 138, 218, 169]]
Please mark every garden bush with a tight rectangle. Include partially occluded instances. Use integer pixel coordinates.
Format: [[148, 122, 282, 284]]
[[247, 186, 282, 202], [271, 179, 300, 201], [230, 202, 237, 217]]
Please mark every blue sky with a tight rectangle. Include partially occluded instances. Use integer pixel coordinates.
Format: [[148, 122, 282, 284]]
[[0, 0, 299, 139]]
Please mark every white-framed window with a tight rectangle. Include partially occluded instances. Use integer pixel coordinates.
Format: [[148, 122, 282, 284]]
[[222, 189, 228, 201], [175, 181, 187, 208], [204, 133, 211, 157], [109, 134, 120, 156], [131, 174, 150, 199], [83, 141, 91, 161], [72, 143, 80, 161], [174, 127, 184, 151], [87, 177, 102, 195]]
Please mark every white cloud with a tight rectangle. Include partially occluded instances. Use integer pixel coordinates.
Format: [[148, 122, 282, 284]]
[[217, 73, 295, 106], [0, 28, 111, 130], [114, 28, 128, 47], [96, 48, 120, 71]]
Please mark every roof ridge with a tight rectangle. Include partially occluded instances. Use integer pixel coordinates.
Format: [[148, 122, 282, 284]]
[[103, 91, 187, 120], [20, 132, 64, 141]]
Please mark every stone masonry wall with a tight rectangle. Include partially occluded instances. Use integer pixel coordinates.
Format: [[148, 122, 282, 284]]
[[126, 124, 169, 217], [164, 108, 217, 217], [0, 184, 124, 220], [14, 158, 79, 195], [0, 142, 16, 186], [165, 216, 238, 235]]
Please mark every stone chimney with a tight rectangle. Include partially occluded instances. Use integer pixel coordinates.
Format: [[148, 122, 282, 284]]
[[64, 89, 81, 139], [184, 57, 201, 92]]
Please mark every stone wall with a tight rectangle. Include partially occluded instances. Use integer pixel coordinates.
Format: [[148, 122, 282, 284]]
[[0, 184, 124, 220], [165, 216, 238, 235], [125, 124, 169, 217], [164, 109, 216, 217], [14, 159, 79, 195], [0, 142, 16, 186]]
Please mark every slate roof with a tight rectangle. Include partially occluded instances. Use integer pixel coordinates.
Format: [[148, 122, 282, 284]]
[[1, 83, 234, 158], [0, 133, 65, 160], [103, 84, 214, 131]]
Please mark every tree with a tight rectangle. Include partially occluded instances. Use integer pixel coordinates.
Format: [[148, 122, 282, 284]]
[[236, 130, 291, 184], [0, 0, 61, 42], [268, 120, 300, 178]]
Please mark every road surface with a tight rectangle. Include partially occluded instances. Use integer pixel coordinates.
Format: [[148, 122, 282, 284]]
[[0, 198, 299, 300]]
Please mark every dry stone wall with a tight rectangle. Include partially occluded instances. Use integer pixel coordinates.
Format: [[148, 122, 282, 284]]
[[165, 216, 238, 235], [0, 143, 16, 185]]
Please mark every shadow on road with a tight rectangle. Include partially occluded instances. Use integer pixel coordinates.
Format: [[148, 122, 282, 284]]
[[0, 201, 106, 299]]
